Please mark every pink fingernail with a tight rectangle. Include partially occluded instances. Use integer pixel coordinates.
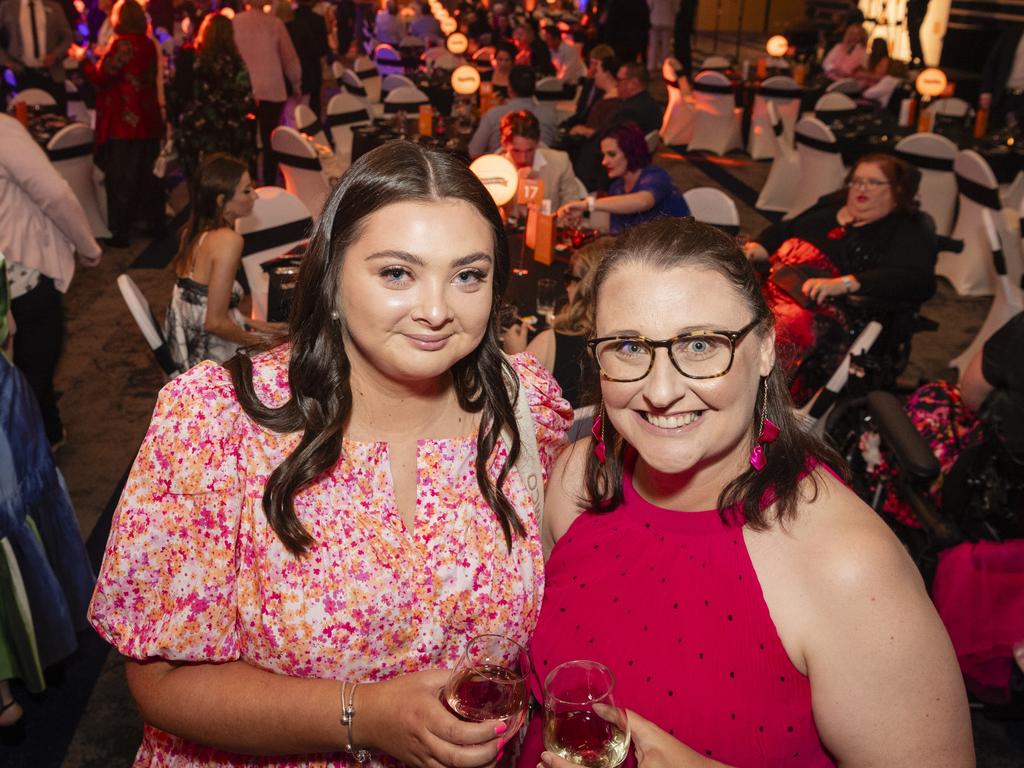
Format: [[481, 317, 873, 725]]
[[494, 723, 508, 736], [497, 747, 505, 761]]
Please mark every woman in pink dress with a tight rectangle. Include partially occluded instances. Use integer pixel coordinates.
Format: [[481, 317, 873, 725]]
[[89, 142, 571, 767], [524, 218, 972, 767]]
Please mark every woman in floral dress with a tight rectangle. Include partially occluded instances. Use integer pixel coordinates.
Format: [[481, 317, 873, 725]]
[[89, 142, 571, 767]]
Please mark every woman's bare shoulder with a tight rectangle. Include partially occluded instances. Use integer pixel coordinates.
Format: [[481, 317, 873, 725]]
[[545, 438, 593, 545]]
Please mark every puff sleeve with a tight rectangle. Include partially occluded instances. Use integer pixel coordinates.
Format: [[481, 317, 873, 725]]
[[88, 362, 247, 662], [508, 352, 573, 479]]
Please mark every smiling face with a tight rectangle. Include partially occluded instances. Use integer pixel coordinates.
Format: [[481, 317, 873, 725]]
[[845, 160, 896, 224], [600, 137, 628, 179], [338, 199, 495, 386], [595, 263, 775, 484]]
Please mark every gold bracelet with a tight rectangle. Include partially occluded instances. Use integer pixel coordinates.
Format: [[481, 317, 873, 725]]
[[340, 681, 371, 763]]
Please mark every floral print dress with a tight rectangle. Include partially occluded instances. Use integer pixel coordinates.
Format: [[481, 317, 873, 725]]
[[89, 347, 571, 767]]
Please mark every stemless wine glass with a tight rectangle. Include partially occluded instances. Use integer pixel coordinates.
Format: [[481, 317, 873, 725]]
[[443, 634, 531, 737], [543, 660, 630, 768], [536, 278, 561, 320]]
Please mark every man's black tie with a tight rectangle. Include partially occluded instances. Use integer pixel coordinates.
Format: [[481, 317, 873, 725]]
[[30, 0, 42, 61]]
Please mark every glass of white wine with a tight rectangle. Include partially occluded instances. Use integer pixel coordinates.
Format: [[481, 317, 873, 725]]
[[443, 634, 531, 738], [543, 660, 630, 767]]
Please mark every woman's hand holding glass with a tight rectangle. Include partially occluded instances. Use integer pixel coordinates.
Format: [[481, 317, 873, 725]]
[[556, 199, 588, 227], [443, 635, 531, 742], [801, 276, 857, 304], [542, 661, 630, 768], [358, 669, 505, 768]]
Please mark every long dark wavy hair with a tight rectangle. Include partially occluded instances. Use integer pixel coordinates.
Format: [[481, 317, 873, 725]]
[[225, 142, 524, 557], [582, 218, 847, 529], [171, 153, 248, 277]]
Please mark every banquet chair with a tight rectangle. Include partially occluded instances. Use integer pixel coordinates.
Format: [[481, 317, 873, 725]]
[[659, 57, 695, 147], [862, 75, 903, 109], [473, 46, 495, 64], [786, 117, 845, 219], [326, 92, 372, 168], [682, 187, 740, 235], [354, 55, 382, 104], [373, 43, 404, 76], [755, 101, 801, 213], [383, 85, 430, 113], [400, 35, 424, 50], [269, 127, 330, 218], [925, 97, 970, 118], [938, 149, 1002, 296], [235, 186, 313, 322], [825, 78, 862, 96], [116, 273, 180, 378], [64, 80, 93, 128], [535, 76, 569, 102], [895, 132, 958, 236], [47, 123, 111, 239], [294, 103, 332, 149], [431, 51, 463, 71], [381, 73, 417, 100], [688, 70, 742, 155], [1003, 172, 1024, 212], [813, 91, 857, 124], [11, 87, 57, 109], [951, 208, 1023, 374], [747, 75, 801, 160], [340, 67, 370, 101], [700, 55, 731, 71]]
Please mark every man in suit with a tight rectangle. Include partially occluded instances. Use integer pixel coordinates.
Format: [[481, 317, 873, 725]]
[[287, 0, 329, 117], [980, 25, 1024, 129], [468, 65, 558, 157], [500, 109, 586, 209], [615, 61, 662, 134], [0, 0, 73, 111], [562, 43, 614, 129]]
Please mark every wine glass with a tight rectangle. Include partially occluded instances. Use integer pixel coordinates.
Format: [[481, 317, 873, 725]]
[[543, 660, 630, 768], [443, 634, 531, 737], [536, 278, 561, 322]]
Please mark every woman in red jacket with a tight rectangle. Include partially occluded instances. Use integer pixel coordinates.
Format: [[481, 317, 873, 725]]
[[79, 0, 164, 247]]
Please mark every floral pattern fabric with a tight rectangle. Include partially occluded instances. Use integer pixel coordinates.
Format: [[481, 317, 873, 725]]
[[89, 347, 570, 767]]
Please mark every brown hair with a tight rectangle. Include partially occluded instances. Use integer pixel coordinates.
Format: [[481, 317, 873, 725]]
[[552, 237, 613, 338], [500, 109, 540, 145], [196, 12, 242, 64], [846, 153, 920, 215], [225, 142, 525, 557], [582, 218, 846, 528], [172, 153, 249, 277], [112, 0, 147, 34]]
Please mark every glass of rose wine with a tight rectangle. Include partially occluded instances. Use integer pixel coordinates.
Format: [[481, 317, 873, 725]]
[[443, 634, 531, 738], [543, 660, 630, 768]]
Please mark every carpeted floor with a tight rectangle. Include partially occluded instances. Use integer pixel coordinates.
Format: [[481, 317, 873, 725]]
[[3, 111, 1020, 766]]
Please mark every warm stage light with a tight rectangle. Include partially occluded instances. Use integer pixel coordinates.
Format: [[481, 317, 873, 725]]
[[470, 154, 519, 206], [766, 35, 788, 58], [915, 67, 947, 97], [451, 64, 481, 94]]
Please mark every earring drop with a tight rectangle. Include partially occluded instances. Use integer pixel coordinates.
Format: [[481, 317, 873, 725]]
[[591, 405, 607, 465], [750, 379, 779, 472]]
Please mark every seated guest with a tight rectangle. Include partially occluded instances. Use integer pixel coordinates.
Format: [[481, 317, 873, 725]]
[[541, 23, 584, 84], [979, 25, 1024, 129], [408, 0, 441, 42], [500, 110, 585, 211], [615, 61, 662, 135], [490, 41, 515, 97], [822, 23, 867, 81], [373, 0, 403, 45], [744, 154, 935, 404], [512, 20, 555, 76], [523, 217, 973, 768], [567, 54, 622, 139], [166, 154, 282, 371], [562, 43, 616, 128], [469, 64, 558, 157], [855, 37, 890, 90], [559, 122, 689, 234], [525, 238, 612, 408]]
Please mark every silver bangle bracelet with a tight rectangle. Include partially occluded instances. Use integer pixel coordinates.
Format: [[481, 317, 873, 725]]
[[340, 681, 371, 763]]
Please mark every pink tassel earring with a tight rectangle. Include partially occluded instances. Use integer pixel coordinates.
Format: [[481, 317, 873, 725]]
[[591, 405, 607, 465], [750, 379, 779, 471]]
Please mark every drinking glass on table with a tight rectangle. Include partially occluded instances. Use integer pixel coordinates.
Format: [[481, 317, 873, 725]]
[[443, 634, 531, 737], [543, 660, 630, 768], [536, 278, 561, 321]]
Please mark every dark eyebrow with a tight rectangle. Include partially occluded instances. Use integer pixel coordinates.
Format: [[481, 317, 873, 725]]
[[366, 250, 493, 269], [601, 325, 739, 337]]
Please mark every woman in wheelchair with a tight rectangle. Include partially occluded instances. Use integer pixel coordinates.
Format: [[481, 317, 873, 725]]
[[744, 154, 936, 404]]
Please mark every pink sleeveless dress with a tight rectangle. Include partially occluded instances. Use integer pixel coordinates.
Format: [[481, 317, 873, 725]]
[[518, 459, 836, 767]]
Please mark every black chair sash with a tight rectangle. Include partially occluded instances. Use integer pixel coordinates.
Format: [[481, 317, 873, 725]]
[[355, 67, 379, 80], [956, 174, 1001, 210], [47, 143, 94, 161], [535, 88, 566, 102], [795, 132, 841, 153], [693, 80, 733, 95], [815, 107, 858, 121], [992, 248, 1007, 276], [344, 82, 367, 97], [241, 218, 314, 257], [273, 150, 322, 171], [756, 86, 802, 99], [326, 109, 370, 127], [895, 149, 954, 172], [384, 99, 426, 113]]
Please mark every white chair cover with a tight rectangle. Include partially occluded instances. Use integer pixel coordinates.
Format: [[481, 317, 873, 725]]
[[939, 149, 1001, 296], [951, 207, 1024, 374], [12, 87, 56, 108], [381, 73, 417, 100], [756, 101, 801, 213], [1002, 171, 1024, 212], [294, 103, 331, 148], [373, 43, 404, 76], [326, 92, 372, 167], [46, 123, 110, 238], [700, 55, 731, 71], [786, 117, 845, 219], [825, 78, 861, 95], [925, 97, 970, 118], [688, 70, 742, 155], [340, 67, 370, 103], [861, 75, 902, 108], [235, 186, 313, 322], [354, 55, 382, 103], [659, 57, 695, 147], [813, 91, 857, 124], [747, 75, 801, 160], [64, 80, 93, 128], [683, 186, 740, 232], [116, 273, 179, 377], [535, 76, 568, 102], [270, 126, 330, 218], [894, 132, 957, 236], [383, 85, 429, 113]]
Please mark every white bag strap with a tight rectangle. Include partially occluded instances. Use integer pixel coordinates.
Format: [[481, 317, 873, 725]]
[[502, 359, 545, 554]]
